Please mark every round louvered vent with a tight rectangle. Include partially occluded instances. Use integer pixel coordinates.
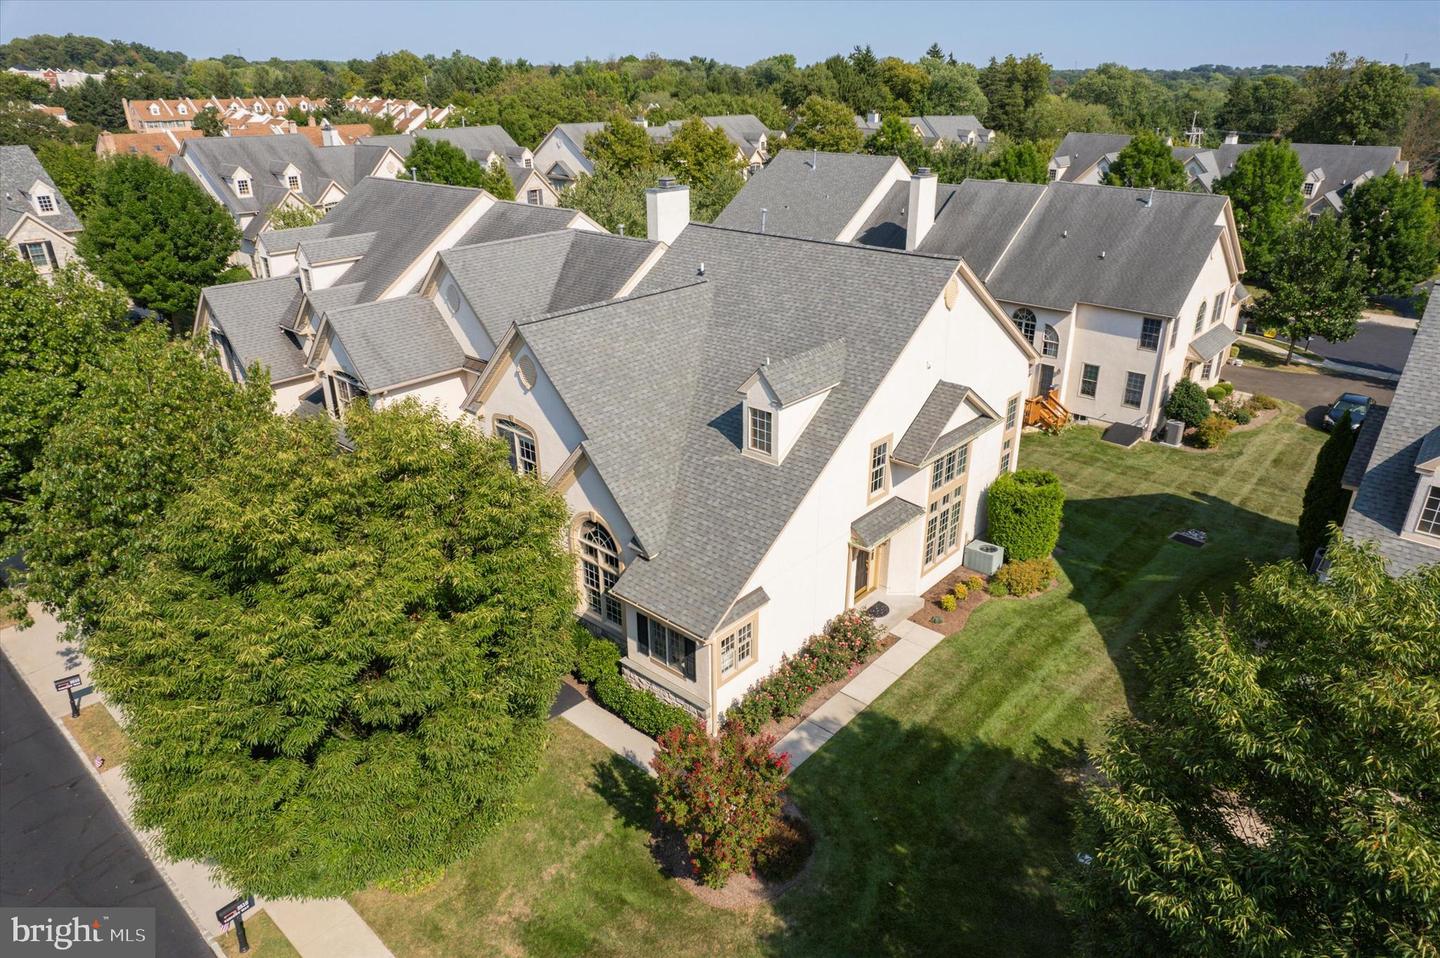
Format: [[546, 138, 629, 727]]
[[517, 355, 537, 390]]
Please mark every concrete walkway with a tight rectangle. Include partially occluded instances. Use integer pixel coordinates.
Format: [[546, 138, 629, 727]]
[[1, 605, 395, 958], [551, 682, 657, 772], [776, 618, 945, 770]]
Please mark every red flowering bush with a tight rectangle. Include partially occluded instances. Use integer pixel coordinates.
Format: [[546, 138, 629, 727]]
[[726, 610, 882, 734], [651, 723, 789, 888]]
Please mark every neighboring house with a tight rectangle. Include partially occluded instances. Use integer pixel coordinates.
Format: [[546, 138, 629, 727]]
[[853, 112, 996, 149], [1049, 132, 1409, 214], [96, 128, 205, 163], [195, 176, 611, 413], [32, 104, 75, 126], [123, 95, 326, 132], [171, 133, 407, 264], [532, 114, 774, 190], [0, 144, 82, 276], [711, 149, 911, 241], [361, 127, 560, 205], [717, 151, 1247, 433], [1341, 295, 1440, 575], [462, 181, 1036, 730], [295, 121, 375, 148], [7, 66, 104, 89], [342, 96, 453, 133]]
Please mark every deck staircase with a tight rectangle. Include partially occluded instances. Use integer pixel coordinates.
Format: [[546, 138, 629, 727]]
[[1024, 389, 1070, 430]]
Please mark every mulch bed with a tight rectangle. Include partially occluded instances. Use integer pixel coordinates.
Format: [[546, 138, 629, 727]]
[[748, 632, 899, 742], [651, 801, 814, 910], [1168, 406, 1281, 452], [908, 566, 990, 634]]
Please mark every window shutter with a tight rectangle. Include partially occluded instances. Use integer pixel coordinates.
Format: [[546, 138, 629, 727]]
[[43, 242, 56, 268], [635, 614, 650, 656], [683, 639, 697, 682]]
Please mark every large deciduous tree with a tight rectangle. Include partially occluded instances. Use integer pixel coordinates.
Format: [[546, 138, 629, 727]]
[[584, 112, 656, 175], [78, 155, 240, 322], [404, 138, 515, 199], [1248, 216, 1367, 362], [1069, 63, 1176, 134], [1342, 169, 1440, 298], [789, 95, 864, 153], [35, 142, 103, 222], [1214, 140, 1305, 279], [1069, 538, 1440, 957], [88, 403, 577, 897], [1294, 52, 1416, 146], [0, 250, 127, 554], [192, 106, 225, 137], [1102, 132, 1187, 191], [660, 117, 745, 219], [864, 114, 931, 171], [978, 53, 1050, 135], [561, 162, 666, 238], [16, 324, 273, 630], [985, 139, 1050, 184]]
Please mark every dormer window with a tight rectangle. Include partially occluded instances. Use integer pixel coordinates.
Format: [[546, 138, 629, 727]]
[[1303, 181, 1315, 197], [236, 178, 251, 196], [149, 104, 160, 115], [1418, 487, 1440, 537], [748, 408, 773, 456], [178, 104, 188, 115], [287, 174, 300, 190], [523, 156, 532, 169], [35, 193, 55, 214]]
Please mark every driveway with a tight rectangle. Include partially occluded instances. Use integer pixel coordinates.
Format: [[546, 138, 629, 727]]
[[1225, 363, 1396, 430], [0, 655, 212, 957]]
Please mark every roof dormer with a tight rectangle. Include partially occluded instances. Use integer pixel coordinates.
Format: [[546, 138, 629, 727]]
[[149, 103, 160, 115], [737, 339, 846, 466], [1302, 167, 1324, 197], [229, 166, 253, 198], [28, 179, 57, 215], [276, 163, 303, 192]]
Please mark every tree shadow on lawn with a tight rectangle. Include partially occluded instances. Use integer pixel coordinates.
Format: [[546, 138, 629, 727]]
[[1054, 489, 1298, 714]]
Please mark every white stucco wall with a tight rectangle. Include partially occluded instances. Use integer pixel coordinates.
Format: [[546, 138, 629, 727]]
[[429, 266, 497, 359], [272, 377, 316, 414], [532, 130, 591, 186], [377, 373, 471, 419], [6, 218, 78, 275]]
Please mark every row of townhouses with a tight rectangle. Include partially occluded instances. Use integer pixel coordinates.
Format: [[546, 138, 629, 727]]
[[122, 95, 452, 133], [853, 112, 996, 149], [531, 114, 776, 190], [1049, 132, 1409, 214], [96, 120, 377, 164]]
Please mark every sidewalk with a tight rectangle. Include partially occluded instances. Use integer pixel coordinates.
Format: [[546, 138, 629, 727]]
[[1, 605, 395, 958], [551, 681, 657, 772], [776, 619, 945, 769]]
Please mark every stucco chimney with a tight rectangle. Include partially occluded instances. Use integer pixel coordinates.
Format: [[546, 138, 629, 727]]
[[907, 167, 938, 251], [646, 176, 690, 245], [321, 119, 342, 147], [1224, 130, 1239, 145]]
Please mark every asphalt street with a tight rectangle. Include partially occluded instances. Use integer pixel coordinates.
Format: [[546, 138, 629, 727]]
[[0, 654, 213, 957], [1310, 321, 1418, 375], [1226, 363, 1397, 429]]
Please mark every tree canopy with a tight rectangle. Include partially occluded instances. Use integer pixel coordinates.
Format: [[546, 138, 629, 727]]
[[1213, 140, 1305, 279], [1248, 216, 1367, 361], [584, 113, 656, 175], [403, 138, 515, 199], [192, 106, 225, 137], [1343, 169, 1440, 297], [659, 117, 745, 218], [1101, 132, 1188, 190], [16, 323, 273, 630], [789, 95, 864, 153], [78, 154, 240, 320], [1069, 537, 1440, 957], [88, 402, 578, 897]]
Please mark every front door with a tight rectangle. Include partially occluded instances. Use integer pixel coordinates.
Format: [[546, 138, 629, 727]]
[[853, 546, 873, 601], [1038, 364, 1056, 395]]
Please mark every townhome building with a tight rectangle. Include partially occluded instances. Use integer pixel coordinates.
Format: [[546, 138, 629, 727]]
[[1341, 294, 1440, 575], [1049, 132, 1408, 215], [171, 134, 408, 264], [360, 127, 559, 205], [854, 112, 996, 149], [1, 144, 82, 276], [7, 66, 104, 89], [533, 114, 774, 190], [342, 96, 453, 133], [194, 176, 613, 413], [718, 150, 1247, 436], [462, 181, 1035, 729], [96, 128, 205, 162]]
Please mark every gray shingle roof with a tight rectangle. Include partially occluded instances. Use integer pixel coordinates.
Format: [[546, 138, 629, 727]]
[[1343, 406, 1387, 491], [716, 586, 770, 631], [1, 144, 82, 235], [519, 223, 966, 639], [713, 150, 902, 240], [704, 115, 769, 152], [456, 200, 577, 246], [862, 179, 1228, 318], [201, 277, 307, 382], [756, 339, 847, 405], [913, 115, 989, 141], [361, 127, 525, 165], [851, 497, 924, 549], [892, 381, 995, 466], [1050, 133, 1134, 182], [260, 222, 334, 254], [1190, 323, 1238, 362], [292, 282, 363, 331], [300, 231, 375, 264], [1343, 297, 1440, 575], [322, 295, 465, 391], [439, 230, 657, 344]]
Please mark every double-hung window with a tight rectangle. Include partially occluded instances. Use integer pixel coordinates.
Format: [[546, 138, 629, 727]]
[[1042, 325, 1059, 358], [1080, 363, 1100, 398], [18, 241, 53, 268], [1194, 300, 1207, 334], [1123, 371, 1146, 408], [527, 188, 542, 204], [1139, 318, 1162, 351], [1005, 396, 1019, 431], [1211, 292, 1227, 325], [1417, 487, 1440, 536], [748, 407, 773, 456], [868, 438, 889, 498], [496, 418, 538, 476], [636, 613, 697, 681], [718, 621, 755, 678], [923, 443, 969, 568]]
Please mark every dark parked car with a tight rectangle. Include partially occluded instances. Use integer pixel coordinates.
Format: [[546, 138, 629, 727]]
[[1323, 392, 1373, 431]]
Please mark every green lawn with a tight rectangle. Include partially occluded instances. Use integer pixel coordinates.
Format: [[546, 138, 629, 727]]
[[351, 413, 1324, 958], [217, 912, 301, 958]]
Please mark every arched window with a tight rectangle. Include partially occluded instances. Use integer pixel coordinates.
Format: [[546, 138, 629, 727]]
[[1042, 324, 1059, 358], [496, 418, 538, 476], [1011, 308, 1037, 344], [578, 519, 622, 626]]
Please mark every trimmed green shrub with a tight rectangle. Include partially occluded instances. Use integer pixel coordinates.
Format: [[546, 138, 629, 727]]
[[986, 469, 1064, 562], [967, 575, 985, 593], [1194, 414, 1235, 449], [1296, 409, 1357, 565], [572, 629, 694, 737], [987, 579, 1010, 597], [1206, 384, 1229, 401], [994, 557, 1056, 597], [1248, 393, 1280, 411], [1165, 379, 1212, 428], [952, 583, 968, 601], [940, 594, 957, 612]]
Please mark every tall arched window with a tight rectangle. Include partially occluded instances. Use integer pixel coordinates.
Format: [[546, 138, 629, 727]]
[[496, 418, 538, 476], [578, 519, 622, 627], [1042, 324, 1059, 358], [1011, 308, 1037, 344]]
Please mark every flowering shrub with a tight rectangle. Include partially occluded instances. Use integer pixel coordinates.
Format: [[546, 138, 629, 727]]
[[994, 557, 1056, 597], [967, 575, 985, 593], [1194, 414, 1235, 449], [652, 723, 789, 888], [940, 594, 957, 612], [725, 610, 882, 734], [952, 583, 968, 601]]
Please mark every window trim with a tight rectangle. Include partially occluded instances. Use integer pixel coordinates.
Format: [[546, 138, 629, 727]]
[[922, 447, 970, 572], [1041, 324, 1059, 358], [1080, 363, 1100, 398], [747, 405, 774, 458], [1122, 371, 1146, 408], [494, 415, 540, 477], [1139, 317, 1162, 351], [635, 611, 698, 682], [35, 193, 55, 214], [867, 434, 892, 503], [574, 513, 624, 630], [716, 614, 758, 681], [1011, 307, 1037, 344], [1194, 300, 1207, 335], [18, 241, 54, 268], [1416, 485, 1440, 538], [235, 177, 251, 197]]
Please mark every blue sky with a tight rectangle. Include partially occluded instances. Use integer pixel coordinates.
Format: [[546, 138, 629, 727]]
[[1, 0, 1434, 68]]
